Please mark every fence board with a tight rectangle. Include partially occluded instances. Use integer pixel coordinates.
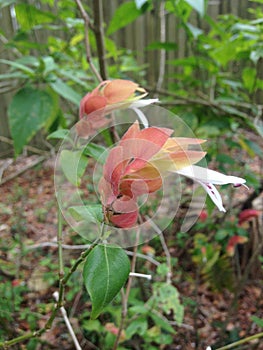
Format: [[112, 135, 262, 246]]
[[0, 6, 15, 156]]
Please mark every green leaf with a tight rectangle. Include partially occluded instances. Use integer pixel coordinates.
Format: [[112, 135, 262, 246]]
[[50, 78, 82, 105], [149, 312, 176, 334], [242, 67, 257, 93], [59, 69, 90, 88], [15, 3, 56, 31], [134, 0, 148, 10], [151, 283, 184, 326], [60, 150, 88, 186], [69, 204, 103, 224], [16, 55, 39, 67], [250, 47, 263, 64], [84, 143, 108, 163], [184, 0, 205, 16], [8, 87, 58, 155], [47, 129, 69, 140], [251, 316, 263, 328], [82, 319, 103, 333], [0, 0, 17, 9], [0, 72, 28, 80], [83, 245, 130, 319], [186, 22, 203, 38], [126, 317, 148, 338], [254, 119, 263, 138], [238, 137, 263, 158], [0, 59, 35, 75], [107, 1, 142, 35], [216, 154, 235, 165]]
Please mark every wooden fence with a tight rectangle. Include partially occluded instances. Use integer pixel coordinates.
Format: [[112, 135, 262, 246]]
[[0, 0, 255, 155]]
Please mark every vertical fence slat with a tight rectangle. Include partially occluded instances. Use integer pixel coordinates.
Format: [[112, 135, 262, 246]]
[[0, 0, 257, 156], [0, 6, 15, 156]]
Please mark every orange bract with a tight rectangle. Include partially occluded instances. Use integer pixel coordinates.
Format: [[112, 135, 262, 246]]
[[99, 121, 206, 228], [79, 79, 147, 119]]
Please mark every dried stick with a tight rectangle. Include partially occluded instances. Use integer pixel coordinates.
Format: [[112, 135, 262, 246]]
[[0, 156, 46, 185], [75, 0, 102, 82], [92, 0, 108, 80], [0, 136, 50, 155]]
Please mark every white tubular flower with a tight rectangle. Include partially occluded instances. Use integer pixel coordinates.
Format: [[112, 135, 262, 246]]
[[176, 165, 247, 212], [130, 99, 159, 128]]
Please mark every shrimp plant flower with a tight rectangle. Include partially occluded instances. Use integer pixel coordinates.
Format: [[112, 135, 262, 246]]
[[98, 121, 246, 228], [77, 79, 157, 137]]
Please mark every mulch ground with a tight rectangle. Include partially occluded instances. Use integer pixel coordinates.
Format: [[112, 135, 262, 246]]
[[0, 155, 263, 350]]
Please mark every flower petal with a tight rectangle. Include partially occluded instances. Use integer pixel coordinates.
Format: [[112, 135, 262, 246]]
[[103, 146, 128, 195], [129, 98, 159, 108], [110, 211, 138, 228], [131, 107, 149, 128], [121, 121, 141, 141], [79, 94, 107, 118], [226, 235, 248, 256], [177, 165, 246, 186], [111, 196, 139, 228], [198, 181, 226, 212], [163, 137, 206, 152], [103, 79, 139, 104], [152, 150, 206, 173], [238, 209, 260, 225]]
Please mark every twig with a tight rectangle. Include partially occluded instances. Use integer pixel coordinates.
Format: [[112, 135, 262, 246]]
[[127, 250, 160, 266], [0, 136, 50, 156], [112, 229, 141, 350], [25, 242, 91, 250], [92, 0, 108, 80], [0, 159, 13, 182], [24, 242, 161, 266], [75, 0, 102, 82], [57, 207, 65, 307], [53, 292, 82, 350], [152, 87, 262, 121], [146, 217, 172, 284], [0, 242, 98, 349], [216, 331, 263, 350], [0, 156, 46, 185]]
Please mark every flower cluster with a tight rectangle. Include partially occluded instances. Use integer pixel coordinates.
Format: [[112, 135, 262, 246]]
[[80, 79, 247, 228], [77, 79, 157, 137], [98, 121, 206, 228]]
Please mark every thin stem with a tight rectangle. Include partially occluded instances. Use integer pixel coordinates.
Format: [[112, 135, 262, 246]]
[[53, 292, 82, 350], [23, 242, 160, 266], [75, 0, 102, 82], [0, 240, 99, 349], [216, 332, 263, 350], [57, 207, 65, 306], [112, 229, 141, 350], [92, 0, 108, 80], [146, 216, 172, 284], [152, 87, 260, 121]]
